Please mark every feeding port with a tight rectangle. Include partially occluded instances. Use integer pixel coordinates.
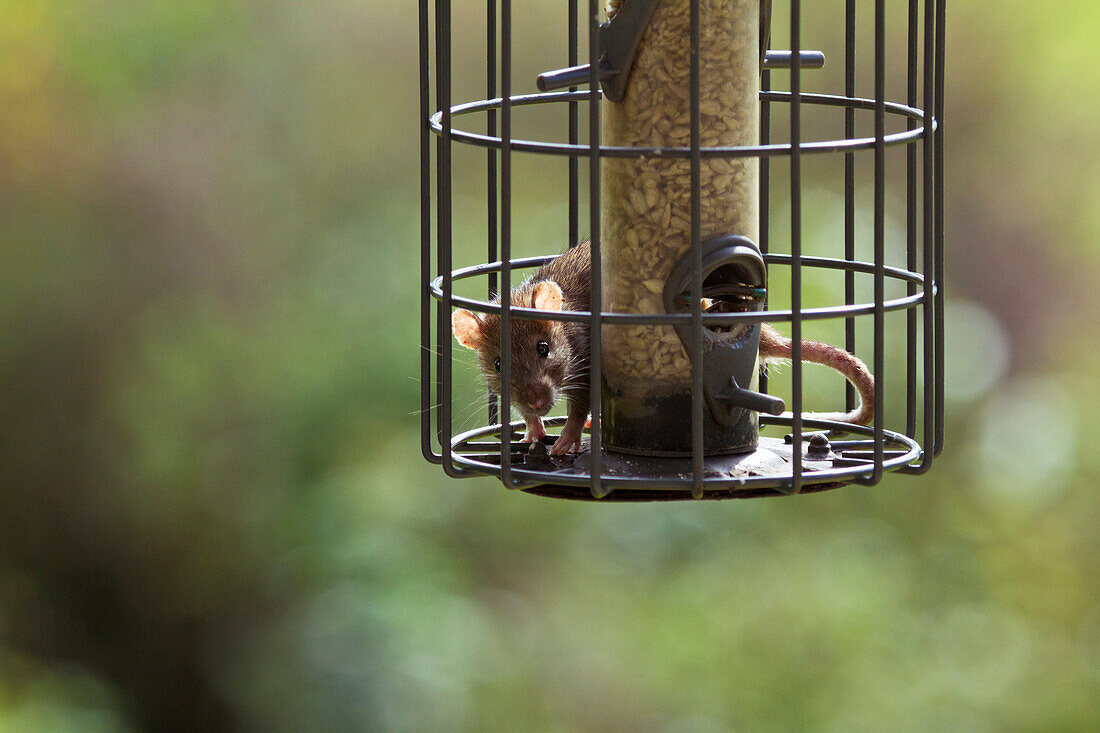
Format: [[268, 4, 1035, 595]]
[[420, 0, 945, 500]]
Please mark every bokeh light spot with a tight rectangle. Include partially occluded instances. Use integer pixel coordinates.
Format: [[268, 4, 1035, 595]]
[[944, 299, 1010, 403], [973, 376, 1078, 508]]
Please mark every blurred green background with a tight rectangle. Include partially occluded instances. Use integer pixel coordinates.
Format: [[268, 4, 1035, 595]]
[[2, 1, 1099, 730]]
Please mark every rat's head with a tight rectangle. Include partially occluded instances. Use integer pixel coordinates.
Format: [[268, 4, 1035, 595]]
[[452, 280, 573, 418]]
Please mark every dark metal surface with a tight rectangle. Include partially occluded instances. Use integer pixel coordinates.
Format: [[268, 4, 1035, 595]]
[[873, 0, 886, 485], [760, 58, 770, 401], [419, 0, 437, 467], [567, 0, 579, 250], [760, 0, 772, 67], [762, 50, 825, 70], [587, 0, 604, 498], [661, 235, 781, 431], [689, 0, 703, 496], [436, 0, 464, 479], [486, 0, 499, 428], [915, 0, 938, 473], [499, 0, 514, 487], [906, 0, 919, 437], [934, 0, 947, 458], [844, 0, 856, 418], [790, 0, 803, 493], [419, 0, 946, 500]]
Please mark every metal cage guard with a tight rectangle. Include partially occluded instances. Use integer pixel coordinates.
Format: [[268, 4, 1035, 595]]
[[419, 0, 946, 500]]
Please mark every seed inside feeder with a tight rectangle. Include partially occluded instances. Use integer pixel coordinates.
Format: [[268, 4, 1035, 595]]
[[601, 0, 760, 398]]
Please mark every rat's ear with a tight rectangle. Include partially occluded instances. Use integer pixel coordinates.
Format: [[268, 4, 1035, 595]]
[[532, 281, 564, 311], [452, 309, 483, 350]]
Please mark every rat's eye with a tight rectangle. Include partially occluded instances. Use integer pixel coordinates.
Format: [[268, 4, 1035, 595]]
[[537, 341, 550, 358], [494, 358, 501, 373]]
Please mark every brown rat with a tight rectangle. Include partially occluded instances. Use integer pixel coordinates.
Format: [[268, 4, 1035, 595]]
[[451, 242, 591, 455], [452, 240, 874, 455]]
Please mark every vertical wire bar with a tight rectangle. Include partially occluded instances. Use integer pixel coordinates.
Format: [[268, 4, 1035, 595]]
[[487, 0, 500, 427], [500, 0, 515, 486], [914, 0, 935, 472], [872, 0, 886, 483], [760, 66, 770, 397], [790, 0, 803, 494], [420, 0, 441, 463], [438, 0, 462, 476], [905, 0, 918, 437], [588, 0, 605, 498], [690, 0, 704, 500], [843, 0, 856, 415], [933, 0, 946, 456], [569, 0, 580, 247], [435, 0, 445, 452]]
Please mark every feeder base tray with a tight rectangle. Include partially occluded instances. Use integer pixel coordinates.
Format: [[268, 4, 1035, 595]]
[[449, 417, 922, 501]]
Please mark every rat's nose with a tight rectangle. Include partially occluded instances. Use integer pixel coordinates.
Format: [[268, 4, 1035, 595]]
[[516, 385, 553, 416]]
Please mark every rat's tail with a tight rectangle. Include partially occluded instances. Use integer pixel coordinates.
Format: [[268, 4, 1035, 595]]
[[758, 325, 874, 426]]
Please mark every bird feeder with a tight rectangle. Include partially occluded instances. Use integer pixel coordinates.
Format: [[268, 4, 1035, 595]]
[[420, 0, 946, 500]]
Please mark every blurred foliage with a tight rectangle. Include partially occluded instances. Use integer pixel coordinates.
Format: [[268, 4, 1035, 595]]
[[1, 1, 1099, 731]]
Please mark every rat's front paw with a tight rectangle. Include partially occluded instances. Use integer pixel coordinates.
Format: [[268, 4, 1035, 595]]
[[523, 418, 547, 443], [549, 426, 583, 455]]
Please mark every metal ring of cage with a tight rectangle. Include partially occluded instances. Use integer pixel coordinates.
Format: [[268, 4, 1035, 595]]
[[429, 90, 936, 159], [430, 254, 934, 326]]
